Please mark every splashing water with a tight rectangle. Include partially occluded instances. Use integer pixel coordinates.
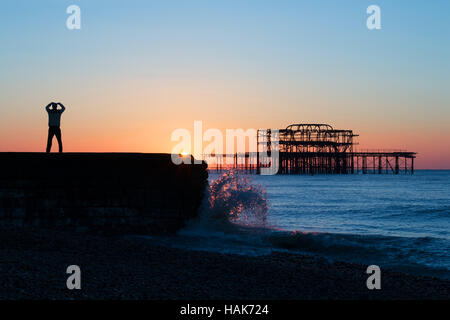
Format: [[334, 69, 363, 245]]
[[206, 171, 269, 227], [168, 171, 271, 256], [139, 171, 450, 278]]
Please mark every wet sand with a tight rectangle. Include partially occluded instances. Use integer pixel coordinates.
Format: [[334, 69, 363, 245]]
[[0, 227, 448, 300]]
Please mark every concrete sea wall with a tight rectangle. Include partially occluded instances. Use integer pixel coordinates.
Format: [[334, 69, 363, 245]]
[[0, 153, 208, 233]]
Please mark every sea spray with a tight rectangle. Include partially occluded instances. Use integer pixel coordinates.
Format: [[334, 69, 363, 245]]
[[143, 171, 450, 279], [206, 171, 269, 227], [167, 171, 273, 256]]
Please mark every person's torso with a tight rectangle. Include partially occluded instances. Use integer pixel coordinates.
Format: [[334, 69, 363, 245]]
[[48, 110, 63, 127]]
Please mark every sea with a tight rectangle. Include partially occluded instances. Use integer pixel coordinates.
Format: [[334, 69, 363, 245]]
[[141, 170, 450, 280]]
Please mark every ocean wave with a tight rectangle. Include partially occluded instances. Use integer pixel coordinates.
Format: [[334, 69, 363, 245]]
[[141, 171, 450, 280]]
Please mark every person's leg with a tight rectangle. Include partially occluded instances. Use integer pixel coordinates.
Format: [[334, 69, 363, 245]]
[[46, 127, 55, 153], [55, 127, 63, 153]]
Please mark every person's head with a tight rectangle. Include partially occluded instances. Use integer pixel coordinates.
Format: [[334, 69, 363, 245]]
[[51, 103, 58, 110]]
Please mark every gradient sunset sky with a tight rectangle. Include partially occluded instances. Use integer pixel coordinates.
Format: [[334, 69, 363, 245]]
[[1, 0, 449, 169]]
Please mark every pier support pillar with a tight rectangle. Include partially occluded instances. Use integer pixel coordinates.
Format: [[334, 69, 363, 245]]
[[395, 156, 399, 175]]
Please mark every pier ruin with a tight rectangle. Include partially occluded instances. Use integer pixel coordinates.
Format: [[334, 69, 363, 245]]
[[205, 124, 416, 175]]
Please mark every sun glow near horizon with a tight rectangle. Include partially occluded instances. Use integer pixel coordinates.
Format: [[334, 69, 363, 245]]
[[0, 1, 449, 169]]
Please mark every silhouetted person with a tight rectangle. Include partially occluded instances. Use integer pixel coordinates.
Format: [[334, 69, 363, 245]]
[[45, 102, 65, 153]]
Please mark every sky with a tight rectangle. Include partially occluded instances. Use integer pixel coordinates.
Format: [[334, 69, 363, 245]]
[[0, 0, 449, 169]]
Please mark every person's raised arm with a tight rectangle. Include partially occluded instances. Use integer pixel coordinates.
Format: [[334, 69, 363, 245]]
[[45, 102, 52, 112], [57, 103, 66, 113]]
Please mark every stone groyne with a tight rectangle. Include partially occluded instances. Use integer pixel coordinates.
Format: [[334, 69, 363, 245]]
[[0, 153, 208, 233]]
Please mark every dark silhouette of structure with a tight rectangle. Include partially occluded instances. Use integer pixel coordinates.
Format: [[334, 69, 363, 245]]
[[45, 102, 66, 153], [205, 123, 416, 175], [0, 153, 207, 233]]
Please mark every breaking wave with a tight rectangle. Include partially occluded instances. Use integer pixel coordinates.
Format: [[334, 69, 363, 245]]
[[190, 170, 269, 229], [139, 171, 450, 279]]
